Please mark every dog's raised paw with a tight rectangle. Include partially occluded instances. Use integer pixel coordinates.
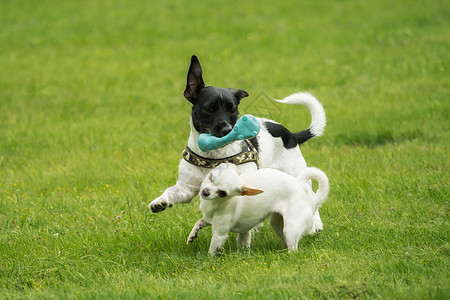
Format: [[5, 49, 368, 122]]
[[186, 229, 199, 245], [186, 233, 197, 245], [149, 199, 172, 213]]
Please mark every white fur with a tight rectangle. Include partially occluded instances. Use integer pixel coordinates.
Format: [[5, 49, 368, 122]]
[[187, 163, 329, 255], [148, 92, 326, 230], [274, 92, 326, 137]]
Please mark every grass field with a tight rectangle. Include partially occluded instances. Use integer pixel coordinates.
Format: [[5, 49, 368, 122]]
[[1, 0, 449, 298]]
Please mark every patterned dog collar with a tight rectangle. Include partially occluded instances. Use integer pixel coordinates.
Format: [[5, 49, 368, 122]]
[[182, 140, 259, 169]]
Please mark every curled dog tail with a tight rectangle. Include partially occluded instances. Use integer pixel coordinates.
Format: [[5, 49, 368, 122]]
[[297, 167, 329, 210], [274, 92, 326, 145]]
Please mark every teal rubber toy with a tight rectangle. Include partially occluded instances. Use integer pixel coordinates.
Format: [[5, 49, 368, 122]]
[[198, 114, 260, 152]]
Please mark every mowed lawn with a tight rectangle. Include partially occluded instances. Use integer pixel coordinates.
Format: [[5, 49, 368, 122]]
[[0, 0, 448, 299]]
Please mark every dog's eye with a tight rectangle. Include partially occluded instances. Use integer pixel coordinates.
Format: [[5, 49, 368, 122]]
[[227, 103, 238, 114], [217, 190, 228, 198], [202, 107, 214, 114]]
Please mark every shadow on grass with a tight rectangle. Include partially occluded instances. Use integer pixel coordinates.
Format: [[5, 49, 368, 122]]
[[180, 225, 325, 258], [334, 129, 424, 147]]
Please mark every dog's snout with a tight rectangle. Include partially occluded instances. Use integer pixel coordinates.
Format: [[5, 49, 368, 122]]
[[214, 122, 233, 137], [201, 188, 210, 198], [221, 124, 232, 135]]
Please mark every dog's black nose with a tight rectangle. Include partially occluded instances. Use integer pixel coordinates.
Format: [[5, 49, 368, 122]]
[[213, 122, 233, 137], [201, 188, 210, 198], [219, 125, 233, 136]]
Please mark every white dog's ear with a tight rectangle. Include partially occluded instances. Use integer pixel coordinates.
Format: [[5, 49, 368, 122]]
[[241, 186, 264, 196], [208, 173, 214, 182]]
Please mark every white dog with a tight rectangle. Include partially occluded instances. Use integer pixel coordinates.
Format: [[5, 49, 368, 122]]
[[186, 163, 329, 255]]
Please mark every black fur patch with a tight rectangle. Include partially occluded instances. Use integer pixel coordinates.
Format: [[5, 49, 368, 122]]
[[264, 122, 313, 148], [292, 129, 314, 145]]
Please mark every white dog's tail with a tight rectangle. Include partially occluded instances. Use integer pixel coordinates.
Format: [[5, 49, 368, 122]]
[[297, 167, 329, 210], [275, 92, 326, 144]]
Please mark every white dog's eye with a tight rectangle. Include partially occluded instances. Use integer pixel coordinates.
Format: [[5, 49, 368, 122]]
[[217, 190, 228, 198]]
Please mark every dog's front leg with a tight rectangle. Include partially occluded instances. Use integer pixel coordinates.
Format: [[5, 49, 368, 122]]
[[209, 232, 228, 256], [186, 218, 211, 245], [149, 181, 198, 213], [209, 216, 234, 255], [149, 160, 203, 213], [209, 223, 231, 256]]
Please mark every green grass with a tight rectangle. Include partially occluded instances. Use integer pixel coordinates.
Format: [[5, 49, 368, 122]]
[[0, 0, 448, 298]]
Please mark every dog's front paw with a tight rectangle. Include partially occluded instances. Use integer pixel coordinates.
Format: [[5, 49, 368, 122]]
[[148, 197, 173, 213], [186, 230, 198, 245]]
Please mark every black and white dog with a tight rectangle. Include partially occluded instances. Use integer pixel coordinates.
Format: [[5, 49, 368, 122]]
[[148, 55, 326, 232]]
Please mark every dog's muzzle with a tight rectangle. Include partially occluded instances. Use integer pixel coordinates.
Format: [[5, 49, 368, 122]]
[[201, 188, 210, 198]]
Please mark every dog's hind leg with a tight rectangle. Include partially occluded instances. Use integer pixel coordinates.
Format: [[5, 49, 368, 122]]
[[311, 211, 323, 234], [236, 231, 252, 249], [284, 231, 300, 251], [283, 222, 303, 252], [270, 213, 286, 248], [284, 222, 312, 252], [283, 210, 312, 251]]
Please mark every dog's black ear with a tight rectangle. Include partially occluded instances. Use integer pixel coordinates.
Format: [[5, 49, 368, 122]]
[[229, 88, 249, 102], [184, 55, 205, 104]]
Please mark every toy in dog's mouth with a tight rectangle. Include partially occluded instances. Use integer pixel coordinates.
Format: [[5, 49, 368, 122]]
[[198, 115, 260, 152]]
